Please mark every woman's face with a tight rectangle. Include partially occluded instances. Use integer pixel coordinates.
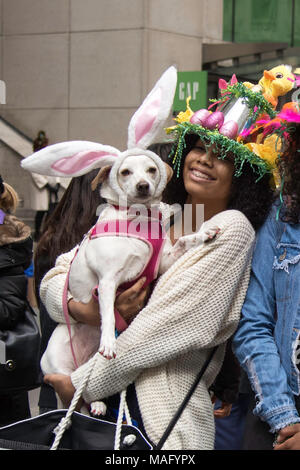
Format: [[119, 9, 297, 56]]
[[183, 139, 235, 207]]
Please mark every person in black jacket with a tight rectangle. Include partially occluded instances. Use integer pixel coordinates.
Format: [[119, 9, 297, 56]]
[[0, 177, 33, 426]]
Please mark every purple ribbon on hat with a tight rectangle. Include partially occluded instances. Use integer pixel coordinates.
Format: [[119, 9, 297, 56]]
[[0, 209, 5, 224]]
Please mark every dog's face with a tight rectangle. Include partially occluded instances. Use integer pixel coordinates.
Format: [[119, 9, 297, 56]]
[[117, 154, 161, 203], [93, 152, 173, 205]]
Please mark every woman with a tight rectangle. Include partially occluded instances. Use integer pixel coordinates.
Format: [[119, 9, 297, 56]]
[[39, 81, 277, 449], [0, 177, 33, 426], [35, 169, 149, 413], [233, 107, 300, 450]]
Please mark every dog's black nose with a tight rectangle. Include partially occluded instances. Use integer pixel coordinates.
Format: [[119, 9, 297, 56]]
[[136, 181, 149, 195]]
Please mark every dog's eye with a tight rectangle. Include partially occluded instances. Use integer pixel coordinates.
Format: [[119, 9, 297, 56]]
[[148, 167, 157, 174], [120, 169, 131, 176]]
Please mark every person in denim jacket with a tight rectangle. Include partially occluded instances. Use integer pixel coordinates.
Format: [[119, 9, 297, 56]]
[[233, 115, 300, 450]]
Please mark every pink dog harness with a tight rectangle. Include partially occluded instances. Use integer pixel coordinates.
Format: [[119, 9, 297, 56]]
[[62, 207, 166, 367], [89, 207, 167, 332]]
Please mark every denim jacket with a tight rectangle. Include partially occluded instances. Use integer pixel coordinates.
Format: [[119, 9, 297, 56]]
[[233, 202, 300, 433]]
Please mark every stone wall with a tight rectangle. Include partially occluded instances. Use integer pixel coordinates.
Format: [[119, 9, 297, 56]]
[[0, 0, 223, 208]]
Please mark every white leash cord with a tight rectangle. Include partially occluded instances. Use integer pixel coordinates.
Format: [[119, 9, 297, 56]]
[[114, 389, 133, 450], [50, 353, 98, 450], [50, 353, 130, 451]]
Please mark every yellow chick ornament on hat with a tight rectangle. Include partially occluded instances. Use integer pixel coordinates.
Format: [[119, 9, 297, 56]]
[[244, 64, 295, 109]]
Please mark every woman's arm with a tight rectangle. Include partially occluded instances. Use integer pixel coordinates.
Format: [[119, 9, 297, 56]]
[[68, 210, 255, 404], [233, 209, 300, 433]]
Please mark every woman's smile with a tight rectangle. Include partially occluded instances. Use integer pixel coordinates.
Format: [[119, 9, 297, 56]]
[[183, 139, 234, 209], [188, 166, 216, 183]]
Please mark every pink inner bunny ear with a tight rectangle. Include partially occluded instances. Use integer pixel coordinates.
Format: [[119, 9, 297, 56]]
[[219, 79, 228, 90], [134, 87, 162, 145], [51, 150, 118, 175], [230, 74, 237, 85]]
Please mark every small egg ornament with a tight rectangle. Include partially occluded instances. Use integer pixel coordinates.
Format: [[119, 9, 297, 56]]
[[219, 120, 239, 139], [204, 111, 224, 130], [190, 109, 211, 126]]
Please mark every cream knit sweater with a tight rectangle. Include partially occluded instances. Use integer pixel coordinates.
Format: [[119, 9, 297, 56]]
[[40, 208, 255, 450]]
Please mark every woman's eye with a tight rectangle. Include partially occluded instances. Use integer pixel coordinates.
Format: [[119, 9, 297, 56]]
[[121, 169, 131, 176], [147, 167, 157, 174]]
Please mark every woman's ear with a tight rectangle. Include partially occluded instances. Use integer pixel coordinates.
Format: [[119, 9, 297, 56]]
[[91, 166, 112, 190], [164, 163, 174, 183]]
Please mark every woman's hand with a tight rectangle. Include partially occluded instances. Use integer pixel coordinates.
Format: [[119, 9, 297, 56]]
[[211, 395, 232, 418], [68, 296, 101, 326], [115, 277, 150, 324], [274, 424, 300, 450], [44, 374, 77, 409], [67, 277, 149, 326]]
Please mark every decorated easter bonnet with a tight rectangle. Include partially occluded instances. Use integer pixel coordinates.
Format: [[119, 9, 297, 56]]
[[166, 64, 297, 186], [20, 66, 178, 202]]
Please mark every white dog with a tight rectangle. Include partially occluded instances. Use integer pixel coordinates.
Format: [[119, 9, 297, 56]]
[[21, 67, 219, 416]]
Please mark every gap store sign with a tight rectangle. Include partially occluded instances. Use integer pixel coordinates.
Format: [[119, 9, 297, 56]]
[[173, 71, 208, 113]]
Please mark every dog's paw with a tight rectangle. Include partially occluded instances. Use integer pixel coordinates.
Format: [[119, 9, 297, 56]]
[[90, 401, 107, 417], [199, 224, 220, 243], [99, 336, 117, 360], [175, 225, 220, 253]]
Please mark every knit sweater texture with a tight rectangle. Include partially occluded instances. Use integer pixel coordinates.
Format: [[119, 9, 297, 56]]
[[40, 208, 255, 450]]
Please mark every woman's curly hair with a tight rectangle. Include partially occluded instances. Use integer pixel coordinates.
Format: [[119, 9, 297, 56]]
[[161, 134, 275, 231], [277, 125, 300, 224]]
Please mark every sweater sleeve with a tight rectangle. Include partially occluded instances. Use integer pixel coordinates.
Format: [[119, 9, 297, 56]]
[[39, 246, 78, 324], [70, 209, 255, 403]]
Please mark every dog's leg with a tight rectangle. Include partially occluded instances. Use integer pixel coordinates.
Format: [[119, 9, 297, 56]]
[[97, 278, 117, 359]]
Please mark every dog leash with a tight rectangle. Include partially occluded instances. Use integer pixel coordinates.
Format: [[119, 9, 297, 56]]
[[61, 229, 97, 368]]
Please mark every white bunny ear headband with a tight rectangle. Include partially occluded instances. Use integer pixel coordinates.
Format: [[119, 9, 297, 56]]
[[21, 66, 177, 199]]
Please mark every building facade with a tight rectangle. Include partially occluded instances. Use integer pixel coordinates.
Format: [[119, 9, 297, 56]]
[[0, 0, 223, 209], [0, 0, 299, 212]]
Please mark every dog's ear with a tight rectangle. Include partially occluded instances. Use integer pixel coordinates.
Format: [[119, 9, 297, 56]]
[[127, 66, 177, 150], [91, 165, 112, 190], [164, 163, 173, 183], [21, 141, 120, 178]]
